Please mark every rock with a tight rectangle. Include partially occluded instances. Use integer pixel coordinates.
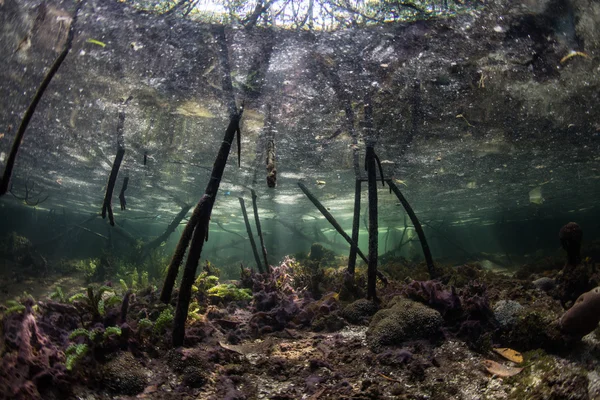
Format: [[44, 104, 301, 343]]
[[532, 277, 555, 292], [560, 286, 600, 337], [366, 297, 443, 353], [340, 299, 379, 324], [493, 300, 524, 328], [101, 352, 148, 395]]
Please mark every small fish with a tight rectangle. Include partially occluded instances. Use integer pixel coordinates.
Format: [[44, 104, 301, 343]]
[[394, 179, 408, 187], [86, 38, 106, 47], [224, 191, 231, 196], [584, 256, 592, 263], [529, 186, 545, 205], [0, 133, 4, 139], [316, 180, 326, 185]]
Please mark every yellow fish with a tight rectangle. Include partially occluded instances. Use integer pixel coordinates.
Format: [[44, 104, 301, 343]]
[[86, 38, 106, 47], [316, 180, 326, 185], [394, 179, 408, 187]]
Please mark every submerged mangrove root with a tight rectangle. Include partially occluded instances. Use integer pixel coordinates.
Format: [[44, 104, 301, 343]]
[[366, 146, 379, 301], [347, 179, 361, 276], [9, 179, 48, 206], [386, 179, 436, 277], [297, 182, 368, 264], [119, 176, 129, 210], [143, 203, 192, 257], [266, 139, 276, 188], [0, 0, 83, 196], [251, 189, 270, 273], [171, 108, 244, 347], [159, 200, 204, 304], [101, 145, 125, 226], [239, 196, 264, 273]]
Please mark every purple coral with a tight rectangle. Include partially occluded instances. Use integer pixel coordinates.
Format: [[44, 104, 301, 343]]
[[0, 299, 69, 399]]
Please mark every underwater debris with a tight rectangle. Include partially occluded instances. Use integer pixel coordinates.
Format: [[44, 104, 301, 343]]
[[482, 359, 522, 378], [493, 347, 523, 363], [456, 113, 474, 127], [118, 176, 129, 211], [560, 51, 591, 64], [0, 1, 82, 197]]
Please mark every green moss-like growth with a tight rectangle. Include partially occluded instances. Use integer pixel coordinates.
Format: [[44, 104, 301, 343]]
[[4, 304, 26, 315], [69, 328, 91, 341], [49, 286, 66, 302], [75, 258, 99, 282], [193, 272, 219, 294], [65, 343, 89, 371], [154, 307, 174, 335], [508, 350, 589, 400], [104, 326, 122, 339], [207, 284, 252, 302], [70, 285, 117, 321], [138, 318, 153, 329], [367, 297, 443, 353], [119, 279, 129, 293]]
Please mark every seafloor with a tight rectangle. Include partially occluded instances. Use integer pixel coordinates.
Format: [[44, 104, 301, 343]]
[[2, 223, 600, 399]]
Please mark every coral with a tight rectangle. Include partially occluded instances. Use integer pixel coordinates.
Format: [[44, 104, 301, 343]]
[[532, 277, 556, 292], [560, 286, 600, 337], [100, 352, 148, 395], [340, 299, 379, 324], [493, 300, 524, 328], [559, 222, 583, 266], [367, 297, 443, 353], [308, 243, 327, 261]]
